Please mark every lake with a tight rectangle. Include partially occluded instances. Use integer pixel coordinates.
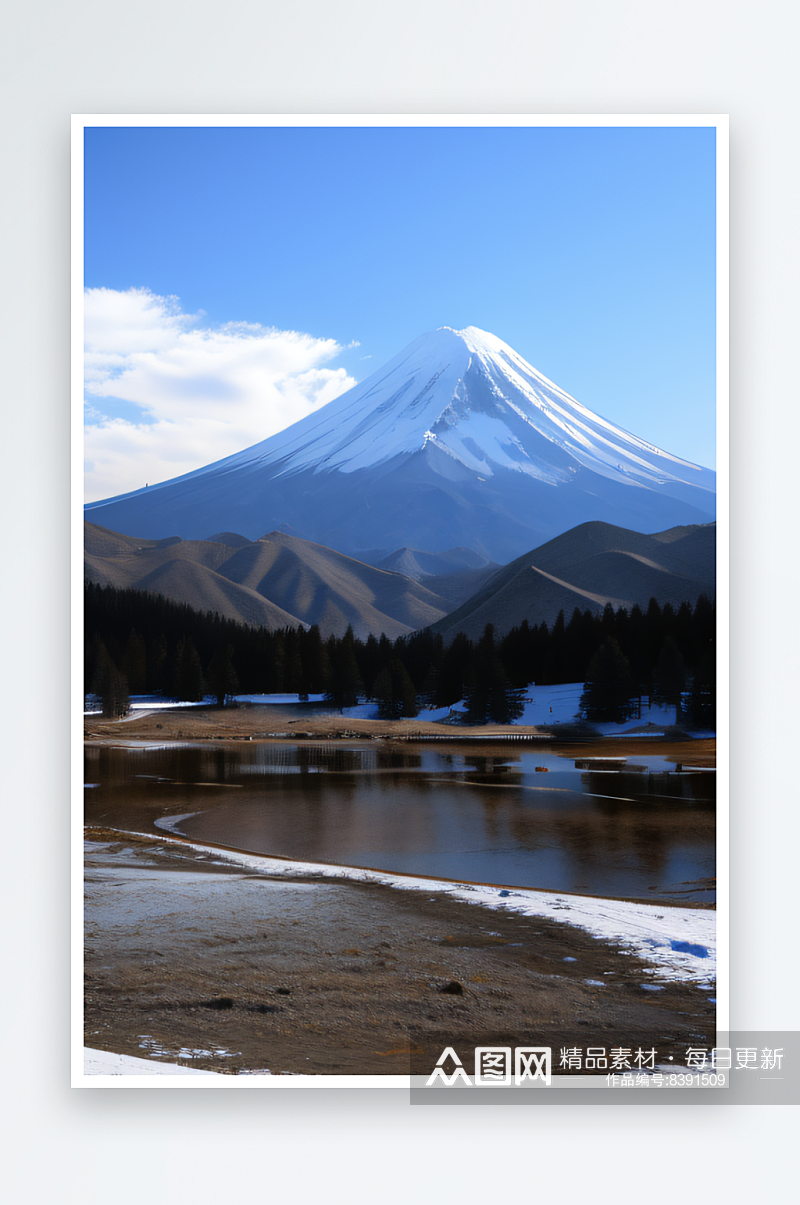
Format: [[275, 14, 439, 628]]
[[84, 741, 715, 903]]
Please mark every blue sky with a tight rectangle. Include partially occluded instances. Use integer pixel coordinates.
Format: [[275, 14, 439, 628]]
[[84, 123, 717, 500]]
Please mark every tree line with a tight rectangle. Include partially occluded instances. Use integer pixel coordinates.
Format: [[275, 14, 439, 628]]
[[85, 581, 715, 727]]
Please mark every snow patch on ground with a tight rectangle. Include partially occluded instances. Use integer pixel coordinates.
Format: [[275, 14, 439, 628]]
[[153, 812, 201, 833], [85, 693, 219, 716], [85, 692, 331, 717], [512, 682, 675, 732], [84, 1048, 232, 1075], [409, 683, 710, 736], [113, 830, 715, 987], [86, 685, 714, 739], [228, 693, 328, 705]]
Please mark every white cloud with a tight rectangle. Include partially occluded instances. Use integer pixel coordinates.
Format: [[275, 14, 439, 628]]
[[84, 288, 356, 501]]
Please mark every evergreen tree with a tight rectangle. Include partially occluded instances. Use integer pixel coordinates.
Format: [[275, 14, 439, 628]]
[[688, 650, 716, 728], [644, 597, 663, 702], [417, 662, 440, 709], [461, 664, 485, 724], [394, 660, 419, 718], [580, 638, 636, 723], [435, 632, 473, 708], [542, 610, 567, 683], [92, 639, 130, 717], [463, 625, 525, 724], [326, 626, 363, 711], [486, 658, 526, 724], [693, 594, 715, 654], [675, 600, 695, 664], [660, 601, 677, 639], [147, 633, 168, 693], [84, 578, 717, 727], [653, 636, 688, 724], [462, 626, 494, 723], [373, 659, 418, 719], [360, 633, 382, 698], [626, 603, 648, 703], [269, 631, 286, 693], [85, 631, 105, 699], [406, 629, 443, 692], [301, 625, 329, 695], [174, 637, 205, 702], [103, 665, 130, 718], [207, 645, 240, 707], [284, 632, 304, 696], [600, 602, 616, 641], [563, 608, 596, 682], [123, 629, 147, 695], [499, 619, 531, 688]]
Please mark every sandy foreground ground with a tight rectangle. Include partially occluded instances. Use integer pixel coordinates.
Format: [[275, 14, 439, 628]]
[[84, 831, 716, 1078]]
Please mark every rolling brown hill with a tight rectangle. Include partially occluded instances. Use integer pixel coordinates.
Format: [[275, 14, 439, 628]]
[[430, 521, 716, 643], [127, 559, 303, 631], [84, 522, 453, 639], [85, 519, 715, 644], [216, 532, 448, 638]]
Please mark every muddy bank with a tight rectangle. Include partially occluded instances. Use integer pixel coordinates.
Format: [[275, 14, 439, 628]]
[[84, 706, 550, 743], [84, 707, 715, 778], [83, 706, 715, 766], [85, 835, 716, 1077]]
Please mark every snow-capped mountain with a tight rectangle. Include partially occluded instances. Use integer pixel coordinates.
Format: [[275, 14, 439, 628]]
[[85, 326, 716, 563]]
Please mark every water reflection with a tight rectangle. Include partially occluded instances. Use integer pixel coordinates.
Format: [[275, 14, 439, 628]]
[[84, 742, 715, 902]]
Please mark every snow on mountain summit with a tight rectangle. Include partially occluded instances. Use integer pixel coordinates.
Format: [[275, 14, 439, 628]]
[[220, 324, 710, 491], [86, 324, 716, 560]]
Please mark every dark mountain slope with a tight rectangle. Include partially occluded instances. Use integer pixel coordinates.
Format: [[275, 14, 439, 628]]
[[431, 521, 715, 642]]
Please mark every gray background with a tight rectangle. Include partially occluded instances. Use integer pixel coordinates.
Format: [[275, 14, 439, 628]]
[[3, 1, 797, 1200]]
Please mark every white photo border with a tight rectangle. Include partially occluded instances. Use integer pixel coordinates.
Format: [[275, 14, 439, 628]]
[[72, 113, 728, 1089]]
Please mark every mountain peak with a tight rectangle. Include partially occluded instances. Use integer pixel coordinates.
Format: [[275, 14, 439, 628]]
[[440, 324, 509, 351], [215, 321, 706, 489], [406, 324, 515, 365], [85, 324, 716, 560]]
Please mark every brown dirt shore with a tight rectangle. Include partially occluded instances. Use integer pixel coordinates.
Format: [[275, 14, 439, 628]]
[[84, 705, 716, 767], [85, 831, 716, 1078], [84, 706, 549, 742]]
